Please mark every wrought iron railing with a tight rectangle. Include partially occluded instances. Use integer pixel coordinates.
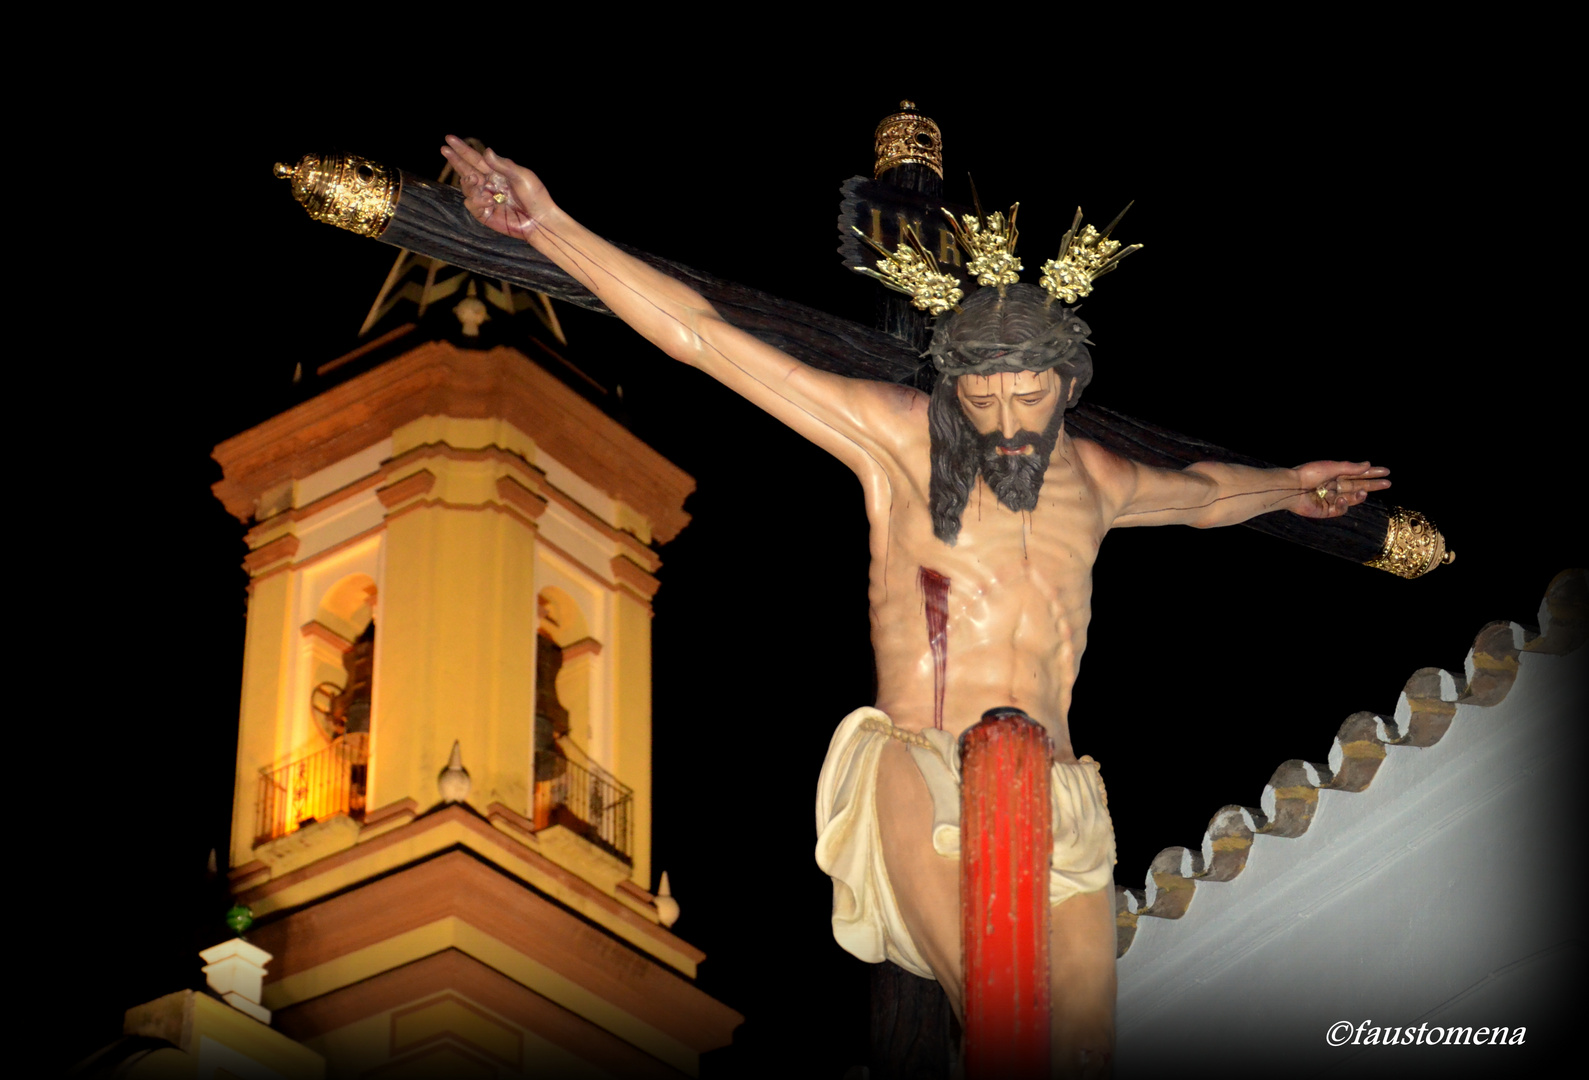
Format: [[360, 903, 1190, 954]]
[[255, 734, 369, 845], [540, 757, 633, 864]]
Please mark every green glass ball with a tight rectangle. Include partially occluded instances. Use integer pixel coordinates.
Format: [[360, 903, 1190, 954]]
[[225, 903, 254, 936]]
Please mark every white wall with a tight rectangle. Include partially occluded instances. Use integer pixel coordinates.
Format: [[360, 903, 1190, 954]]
[[1116, 644, 1583, 1078]]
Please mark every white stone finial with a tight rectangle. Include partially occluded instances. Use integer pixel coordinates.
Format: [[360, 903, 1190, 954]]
[[438, 740, 472, 803], [655, 871, 680, 928], [199, 938, 273, 1024], [454, 280, 489, 337]]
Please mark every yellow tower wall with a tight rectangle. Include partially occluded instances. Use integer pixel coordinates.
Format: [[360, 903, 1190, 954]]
[[214, 343, 693, 957], [374, 467, 540, 822]]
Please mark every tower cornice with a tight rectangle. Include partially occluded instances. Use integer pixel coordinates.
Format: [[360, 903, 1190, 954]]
[[212, 342, 694, 544]]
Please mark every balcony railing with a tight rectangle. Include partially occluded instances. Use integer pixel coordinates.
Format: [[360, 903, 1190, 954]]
[[256, 735, 369, 845], [536, 757, 633, 864]]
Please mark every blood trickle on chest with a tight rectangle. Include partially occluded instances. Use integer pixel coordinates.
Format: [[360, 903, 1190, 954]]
[[918, 566, 950, 730]]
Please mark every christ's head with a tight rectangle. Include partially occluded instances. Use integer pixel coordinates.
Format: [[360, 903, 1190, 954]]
[[925, 285, 1093, 545]]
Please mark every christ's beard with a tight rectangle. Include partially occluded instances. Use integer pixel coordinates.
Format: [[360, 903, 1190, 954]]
[[977, 410, 1065, 513]]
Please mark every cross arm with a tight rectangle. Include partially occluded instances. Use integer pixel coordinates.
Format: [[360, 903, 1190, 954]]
[[274, 154, 1448, 578]]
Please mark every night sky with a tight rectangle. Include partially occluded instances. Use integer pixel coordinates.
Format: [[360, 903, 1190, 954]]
[[47, 49, 1579, 1077]]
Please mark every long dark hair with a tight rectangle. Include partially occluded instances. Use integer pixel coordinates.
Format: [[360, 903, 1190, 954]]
[[927, 374, 979, 545]]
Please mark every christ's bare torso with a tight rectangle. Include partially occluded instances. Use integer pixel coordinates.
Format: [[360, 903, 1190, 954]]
[[862, 391, 1110, 762]]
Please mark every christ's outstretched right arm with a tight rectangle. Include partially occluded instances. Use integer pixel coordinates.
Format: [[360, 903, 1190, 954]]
[[441, 137, 916, 476]]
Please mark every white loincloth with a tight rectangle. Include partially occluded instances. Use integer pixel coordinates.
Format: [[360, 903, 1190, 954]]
[[814, 706, 1117, 978]]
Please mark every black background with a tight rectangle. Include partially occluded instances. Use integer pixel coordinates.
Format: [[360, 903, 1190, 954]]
[[43, 36, 1579, 1078]]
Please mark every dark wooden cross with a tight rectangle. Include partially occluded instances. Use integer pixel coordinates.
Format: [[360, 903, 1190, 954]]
[[275, 138, 1417, 574]]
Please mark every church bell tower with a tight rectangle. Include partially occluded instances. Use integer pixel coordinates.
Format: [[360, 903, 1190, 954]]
[[207, 269, 740, 1074]]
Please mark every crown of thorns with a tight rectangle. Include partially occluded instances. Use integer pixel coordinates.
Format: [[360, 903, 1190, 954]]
[[923, 297, 1095, 377]]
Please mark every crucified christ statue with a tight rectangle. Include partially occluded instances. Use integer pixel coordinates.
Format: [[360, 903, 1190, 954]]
[[441, 135, 1389, 1076]]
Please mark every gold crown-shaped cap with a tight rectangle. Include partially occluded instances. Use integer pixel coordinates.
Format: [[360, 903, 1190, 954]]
[[1364, 507, 1455, 578], [874, 101, 943, 179], [274, 151, 399, 238]]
